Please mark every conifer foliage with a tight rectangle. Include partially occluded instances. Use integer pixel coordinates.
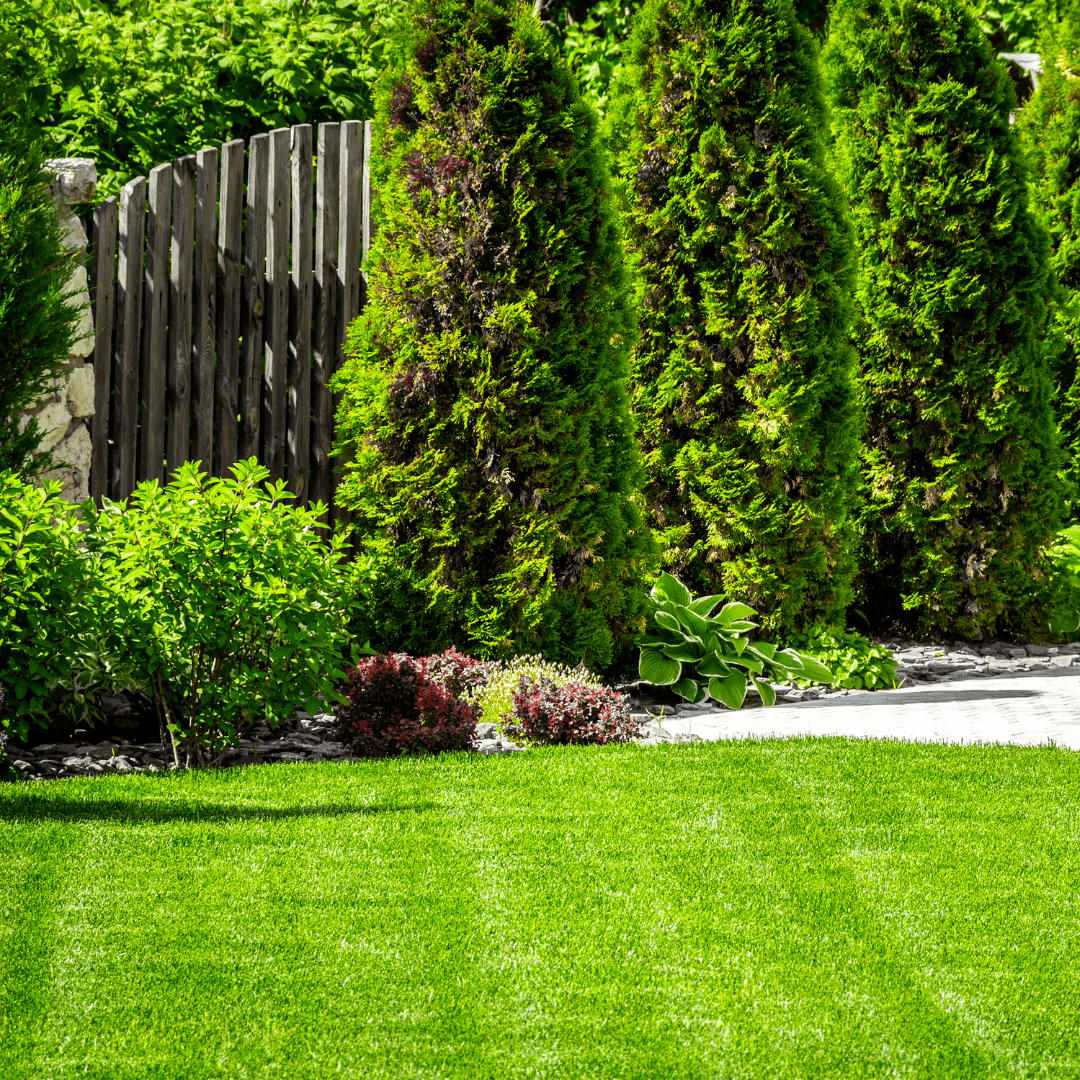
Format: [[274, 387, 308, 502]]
[[334, 0, 652, 669], [1017, 7, 1080, 510], [606, 0, 862, 636], [823, 0, 1067, 637]]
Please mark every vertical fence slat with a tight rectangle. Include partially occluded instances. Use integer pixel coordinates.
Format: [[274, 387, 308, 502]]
[[139, 163, 171, 487], [311, 123, 340, 519], [167, 154, 196, 479], [113, 178, 145, 501], [215, 139, 244, 476], [90, 196, 117, 506], [287, 124, 313, 503], [240, 134, 269, 461], [333, 120, 364, 531], [362, 119, 373, 308], [263, 127, 291, 482], [192, 147, 218, 473]]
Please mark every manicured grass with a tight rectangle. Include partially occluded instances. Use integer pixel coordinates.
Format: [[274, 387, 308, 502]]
[[1, 739, 1078, 1079]]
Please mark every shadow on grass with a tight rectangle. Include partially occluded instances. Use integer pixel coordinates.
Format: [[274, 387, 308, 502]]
[[0, 799, 439, 825]]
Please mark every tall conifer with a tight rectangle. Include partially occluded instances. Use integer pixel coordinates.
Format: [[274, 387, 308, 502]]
[[334, 0, 652, 668], [607, 0, 862, 635], [822, 0, 1067, 637]]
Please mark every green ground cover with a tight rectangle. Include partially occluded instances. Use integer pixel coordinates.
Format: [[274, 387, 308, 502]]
[[1, 739, 1078, 1079]]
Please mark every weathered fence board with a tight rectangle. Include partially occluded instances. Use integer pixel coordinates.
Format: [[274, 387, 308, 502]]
[[90, 121, 371, 517], [215, 140, 244, 477], [167, 154, 196, 478], [311, 123, 340, 518], [288, 124, 313, 503], [139, 162, 172, 487], [192, 147, 218, 472], [240, 133, 269, 461], [112, 177, 145, 501], [90, 196, 117, 505]]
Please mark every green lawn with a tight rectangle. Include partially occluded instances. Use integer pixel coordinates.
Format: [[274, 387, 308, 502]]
[[1, 738, 1078, 1079]]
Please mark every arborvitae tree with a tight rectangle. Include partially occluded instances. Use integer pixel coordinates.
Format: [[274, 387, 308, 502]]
[[1017, 9, 1080, 510], [823, 0, 1067, 638], [605, 0, 863, 636], [0, 37, 78, 476], [334, 0, 654, 669]]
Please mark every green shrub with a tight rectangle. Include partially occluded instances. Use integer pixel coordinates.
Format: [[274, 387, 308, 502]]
[[786, 624, 898, 690], [8, 0, 402, 197], [463, 653, 605, 728], [333, 0, 654, 671], [87, 460, 356, 767], [605, 0, 862, 637], [822, 0, 1068, 638], [1044, 524, 1080, 636], [1017, 10, 1080, 510], [637, 572, 833, 708], [0, 36, 79, 476], [0, 471, 107, 742]]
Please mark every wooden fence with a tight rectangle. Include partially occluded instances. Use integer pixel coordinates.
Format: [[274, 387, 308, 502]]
[[87, 120, 373, 517]]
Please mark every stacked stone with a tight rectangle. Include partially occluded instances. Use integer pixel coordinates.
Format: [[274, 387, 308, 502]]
[[17, 158, 97, 502]]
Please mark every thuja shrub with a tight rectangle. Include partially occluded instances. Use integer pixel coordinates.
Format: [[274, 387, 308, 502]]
[[335, 652, 479, 756], [823, 0, 1067, 637], [333, 0, 654, 671], [1017, 9, 1080, 510], [605, 0, 862, 636], [506, 675, 637, 745]]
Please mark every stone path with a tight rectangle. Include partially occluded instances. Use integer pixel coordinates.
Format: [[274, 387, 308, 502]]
[[644, 668, 1080, 750]]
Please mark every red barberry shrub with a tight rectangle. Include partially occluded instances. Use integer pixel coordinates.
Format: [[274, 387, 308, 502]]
[[422, 646, 493, 700], [335, 652, 478, 757], [506, 676, 638, 746]]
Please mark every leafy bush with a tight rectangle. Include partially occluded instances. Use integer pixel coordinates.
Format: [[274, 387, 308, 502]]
[[0, 471, 110, 742], [822, 0, 1068, 638], [637, 572, 832, 709], [0, 35, 79, 476], [605, 0, 862, 636], [422, 646, 494, 699], [334, 652, 479, 757], [505, 675, 637, 746], [87, 459, 356, 767], [786, 625, 898, 690], [463, 653, 605, 730], [333, 0, 653, 670], [1017, 7, 1080, 510], [9, 0, 402, 197], [1045, 525, 1080, 636]]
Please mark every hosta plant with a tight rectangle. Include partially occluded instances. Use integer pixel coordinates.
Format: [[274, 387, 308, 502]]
[[637, 572, 832, 709]]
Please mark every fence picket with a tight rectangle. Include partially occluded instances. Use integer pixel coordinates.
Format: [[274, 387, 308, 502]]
[[113, 178, 145, 501], [167, 154, 196, 478], [362, 119, 373, 305], [90, 196, 117, 505], [139, 162, 171, 487], [240, 134, 269, 461], [192, 148, 218, 472], [311, 124, 340, 518], [263, 128, 291, 482], [215, 140, 244, 476], [288, 125, 313, 503]]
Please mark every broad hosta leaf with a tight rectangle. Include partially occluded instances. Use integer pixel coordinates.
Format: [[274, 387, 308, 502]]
[[747, 641, 776, 662], [709, 672, 747, 710], [653, 610, 681, 633], [686, 593, 724, 617], [714, 601, 756, 626], [639, 647, 681, 685], [671, 676, 703, 702], [673, 603, 709, 642], [661, 642, 705, 662], [652, 571, 692, 608], [697, 653, 735, 678], [752, 676, 776, 707]]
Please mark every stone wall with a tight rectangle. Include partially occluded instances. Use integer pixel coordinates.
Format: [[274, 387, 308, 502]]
[[18, 158, 97, 502]]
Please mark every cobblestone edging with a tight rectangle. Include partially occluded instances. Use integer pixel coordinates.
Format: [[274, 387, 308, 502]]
[[6, 639, 1080, 782]]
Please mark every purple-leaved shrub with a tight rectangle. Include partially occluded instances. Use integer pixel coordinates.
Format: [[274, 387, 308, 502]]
[[506, 676, 637, 746]]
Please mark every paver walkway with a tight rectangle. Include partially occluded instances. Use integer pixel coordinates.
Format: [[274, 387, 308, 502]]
[[659, 667, 1080, 750]]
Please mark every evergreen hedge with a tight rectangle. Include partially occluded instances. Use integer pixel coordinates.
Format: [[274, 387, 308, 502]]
[[0, 37, 78, 477], [606, 0, 862, 635], [1017, 8, 1080, 510], [823, 0, 1067, 638], [333, 0, 653, 670]]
